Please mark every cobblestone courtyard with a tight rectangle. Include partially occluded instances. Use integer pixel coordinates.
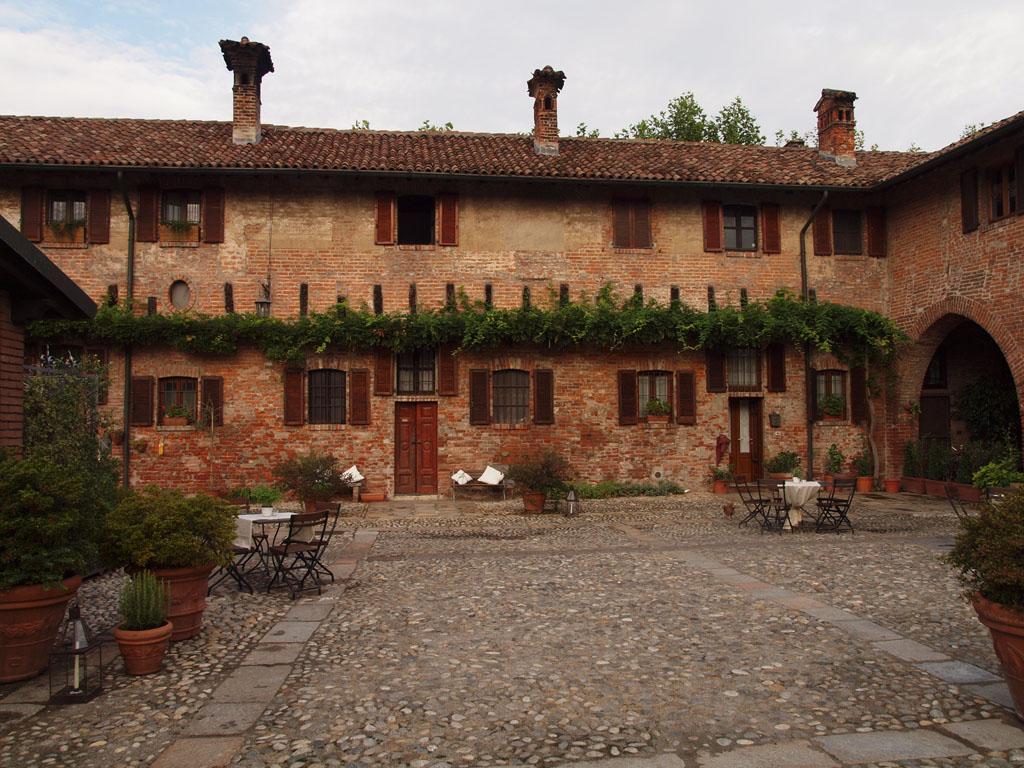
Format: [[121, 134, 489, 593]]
[[2, 493, 1023, 767]]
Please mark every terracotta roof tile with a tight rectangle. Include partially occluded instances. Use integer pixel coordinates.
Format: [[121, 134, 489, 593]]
[[0, 115, 929, 188]]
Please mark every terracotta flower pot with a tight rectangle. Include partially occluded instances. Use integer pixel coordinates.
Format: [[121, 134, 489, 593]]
[[973, 595, 1024, 720], [114, 620, 173, 675], [151, 565, 214, 642], [712, 479, 729, 494], [924, 478, 947, 498], [163, 416, 188, 426], [883, 478, 900, 493], [901, 476, 925, 494], [856, 476, 873, 493], [522, 490, 547, 512], [0, 574, 81, 683]]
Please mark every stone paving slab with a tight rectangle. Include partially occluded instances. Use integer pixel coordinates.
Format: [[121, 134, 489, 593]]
[[240, 642, 304, 666], [211, 664, 291, 702], [799, 604, 859, 622], [872, 638, 950, 662], [830, 618, 903, 641], [917, 660, 1002, 683], [815, 729, 974, 763], [183, 703, 268, 736], [966, 681, 1015, 710], [943, 718, 1024, 750], [285, 603, 334, 622], [697, 741, 838, 767], [745, 586, 801, 599], [330, 561, 359, 579], [261, 620, 320, 643], [569, 754, 687, 768], [0, 703, 42, 720], [775, 596, 829, 610], [150, 736, 243, 768]]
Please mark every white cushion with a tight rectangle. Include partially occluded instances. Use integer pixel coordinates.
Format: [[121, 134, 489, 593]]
[[341, 465, 364, 483], [451, 469, 472, 485], [477, 465, 505, 485]]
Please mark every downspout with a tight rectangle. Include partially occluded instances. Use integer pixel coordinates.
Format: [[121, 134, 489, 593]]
[[118, 172, 135, 488], [799, 191, 829, 479]]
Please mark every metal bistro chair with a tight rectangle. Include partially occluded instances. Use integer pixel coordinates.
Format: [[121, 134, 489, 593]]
[[266, 510, 330, 598], [736, 476, 784, 532], [310, 503, 342, 583], [815, 477, 856, 533], [208, 516, 257, 594], [945, 484, 981, 520]]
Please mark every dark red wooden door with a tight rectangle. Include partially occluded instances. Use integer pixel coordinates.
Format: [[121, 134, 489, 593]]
[[395, 402, 438, 494], [729, 397, 763, 478]]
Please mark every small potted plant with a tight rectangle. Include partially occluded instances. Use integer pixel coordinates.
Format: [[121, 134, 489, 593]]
[[852, 453, 873, 493], [506, 450, 573, 512], [162, 403, 191, 426], [945, 488, 1024, 719], [817, 393, 845, 419], [133, 437, 149, 454], [764, 451, 801, 480], [824, 443, 847, 481], [247, 485, 282, 516], [708, 465, 731, 494], [646, 398, 671, 423], [114, 570, 172, 675], [274, 451, 352, 512], [107, 426, 125, 446]]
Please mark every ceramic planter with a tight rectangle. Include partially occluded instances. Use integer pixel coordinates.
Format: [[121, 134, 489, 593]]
[[712, 479, 729, 494], [856, 476, 873, 493], [522, 490, 547, 512], [883, 478, 900, 493], [973, 595, 1024, 720], [114, 619, 173, 675], [901, 476, 926, 494], [151, 565, 214, 642], [0, 574, 81, 683], [163, 416, 188, 427], [924, 478, 948, 498]]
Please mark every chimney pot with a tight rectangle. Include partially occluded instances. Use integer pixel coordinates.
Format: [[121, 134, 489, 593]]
[[814, 88, 857, 165], [219, 38, 274, 145], [527, 66, 565, 156]]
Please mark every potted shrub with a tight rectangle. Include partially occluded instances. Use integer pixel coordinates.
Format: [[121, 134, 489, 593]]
[[506, 450, 573, 512], [646, 398, 671, 423], [107, 426, 125, 446], [247, 485, 282, 515], [709, 465, 731, 494], [901, 439, 925, 494], [102, 487, 235, 641], [824, 443, 847, 481], [114, 570, 172, 675], [0, 452, 97, 683], [817, 393, 845, 419], [945, 488, 1024, 719], [274, 451, 352, 512], [161, 403, 191, 426], [923, 441, 955, 497], [852, 453, 873, 493], [764, 451, 801, 480], [972, 456, 1024, 496]]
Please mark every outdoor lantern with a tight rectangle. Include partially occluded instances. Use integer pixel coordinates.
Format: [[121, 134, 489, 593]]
[[564, 488, 581, 518], [254, 296, 272, 317], [49, 600, 103, 704]]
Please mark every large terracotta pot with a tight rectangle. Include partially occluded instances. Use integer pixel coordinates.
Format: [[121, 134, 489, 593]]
[[152, 565, 214, 642], [856, 476, 873, 493], [522, 491, 547, 512], [973, 595, 1024, 720], [114, 620, 173, 675], [901, 476, 926, 494], [712, 479, 729, 494], [883, 478, 901, 493], [0, 574, 81, 683], [924, 478, 948, 498]]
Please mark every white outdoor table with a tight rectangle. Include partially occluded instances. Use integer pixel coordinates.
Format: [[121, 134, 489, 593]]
[[238, 511, 293, 571], [781, 480, 821, 526]]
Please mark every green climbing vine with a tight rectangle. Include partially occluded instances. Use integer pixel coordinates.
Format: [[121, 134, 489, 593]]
[[27, 286, 908, 367]]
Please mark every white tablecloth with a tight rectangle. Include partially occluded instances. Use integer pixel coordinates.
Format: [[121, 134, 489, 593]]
[[782, 480, 821, 526]]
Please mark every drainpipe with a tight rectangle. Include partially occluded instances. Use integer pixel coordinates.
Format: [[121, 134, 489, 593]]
[[118, 172, 135, 488], [799, 191, 829, 479]]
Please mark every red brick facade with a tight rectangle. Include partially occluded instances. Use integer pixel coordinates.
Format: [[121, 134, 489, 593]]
[[0, 291, 24, 448]]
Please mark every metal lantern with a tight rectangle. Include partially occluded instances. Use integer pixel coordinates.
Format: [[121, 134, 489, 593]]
[[254, 296, 272, 317], [49, 600, 103, 704], [564, 488, 581, 518]]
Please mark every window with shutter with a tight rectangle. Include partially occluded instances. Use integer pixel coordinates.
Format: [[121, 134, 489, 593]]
[[702, 201, 723, 252], [761, 203, 781, 253], [438, 192, 458, 246], [723, 204, 757, 251], [20, 187, 44, 242], [137, 186, 159, 242], [727, 348, 761, 392], [469, 369, 490, 425], [160, 189, 202, 242], [812, 207, 832, 255], [129, 375, 154, 427], [534, 369, 554, 424], [158, 377, 198, 424], [350, 369, 371, 425], [493, 369, 529, 424], [815, 370, 847, 420], [850, 366, 868, 423], [283, 369, 305, 426], [375, 191, 396, 245], [374, 349, 393, 395], [612, 199, 651, 248], [866, 207, 886, 257], [42, 190, 87, 245], [766, 343, 786, 393], [397, 349, 435, 393], [437, 344, 458, 396], [637, 371, 672, 420], [308, 369, 345, 424], [617, 370, 638, 425], [988, 162, 1018, 221], [832, 209, 862, 255], [675, 370, 696, 425], [202, 187, 225, 243], [87, 189, 110, 244], [200, 376, 224, 426], [706, 350, 727, 393], [961, 168, 979, 233], [397, 194, 435, 245]]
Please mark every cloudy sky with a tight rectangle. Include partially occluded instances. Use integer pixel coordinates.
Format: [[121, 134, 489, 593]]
[[2, 0, 1021, 152]]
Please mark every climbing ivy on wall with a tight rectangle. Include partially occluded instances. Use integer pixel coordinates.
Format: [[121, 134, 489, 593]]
[[27, 286, 907, 367]]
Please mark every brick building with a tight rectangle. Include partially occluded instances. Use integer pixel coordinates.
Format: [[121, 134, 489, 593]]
[[0, 37, 1021, 496]]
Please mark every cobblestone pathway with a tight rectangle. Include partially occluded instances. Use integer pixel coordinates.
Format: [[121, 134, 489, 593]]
[[2, 494, 1023, 767]]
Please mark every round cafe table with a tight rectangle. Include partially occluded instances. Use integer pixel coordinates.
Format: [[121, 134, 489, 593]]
[[781, 480, 821, 526]]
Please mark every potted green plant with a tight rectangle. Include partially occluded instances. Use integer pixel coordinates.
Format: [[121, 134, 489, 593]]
[[945, 488, 1024, 719], [114, 570, 172, 675], [764, 451, 801, 480], [506, 450, 573, 512], [247, 485, 282, 515], [817, 393, 845, 419], [901, 439, 925, 494], [709, 465, 732, 494], [824, 443, 847, 480], [972, 456, 1024, 495], [852, 453, 873, 492], [646, 398, 671, 423], [102, 487, 235, 641], [162, 403, 191, 426], [107, 425, 125, 446], [274, 451, 352, 512]]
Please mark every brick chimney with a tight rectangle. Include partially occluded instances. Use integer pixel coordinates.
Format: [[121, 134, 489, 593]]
[[219, 37, 274, 145], [527, 66, 565, 156], [814, 89, 857, 165]]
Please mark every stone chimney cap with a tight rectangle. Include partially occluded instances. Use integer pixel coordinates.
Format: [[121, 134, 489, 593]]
[[813, 89, 856, 113], [219, 38, 274, 77], [527, 66, 566, 97]]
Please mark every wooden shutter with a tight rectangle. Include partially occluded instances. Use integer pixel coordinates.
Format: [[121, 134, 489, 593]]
[[761, 203, 781, 253], [866, 206, 887, 257], [137, 185, 159, 242], [766, 343, 786, 392], [1017, 148, 1024, 217], [375, 191, 395, 245], [675, 370, 696, 425], [469, 369, 490, 425], [349, 369, 371, 425], [812, 207, 832, 255], [612, 199, 631, 247], [702, 201, 723, 252], [809, 369, 819, 421], [960, 168, 978, 233], [706, 350, 726, 393], [129, 375, 154, 426], [202, 186, 225, 243], [632, 200, 651, 248], [438, 192, 458, 246], [283, 369, 305, 426], [200, 376, 224, 426], [850, 366, 868, 423], [437, 344, 458, 396], [534, 369, 554, 424], [87, 189, 110, 244], [21, 187, 43, 241], [374, 348, 393, 395], [617, 370, 638, 425], [86, 347, 109, 405]]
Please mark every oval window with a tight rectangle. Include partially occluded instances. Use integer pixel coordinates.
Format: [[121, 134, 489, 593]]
[[169, 280, 191, 309]]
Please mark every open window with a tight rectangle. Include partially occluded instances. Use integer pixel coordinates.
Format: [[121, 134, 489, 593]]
[[375, 192, 458, 246]]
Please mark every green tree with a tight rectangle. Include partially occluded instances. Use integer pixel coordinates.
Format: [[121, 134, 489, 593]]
[[713, 97, 764, 145], [617, 92, 764, 145]]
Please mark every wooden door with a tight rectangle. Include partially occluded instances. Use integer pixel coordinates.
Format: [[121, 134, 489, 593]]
[[394, 402, 438, 494], [919, 395, 950, 443], [729, 398, 763, 478]]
